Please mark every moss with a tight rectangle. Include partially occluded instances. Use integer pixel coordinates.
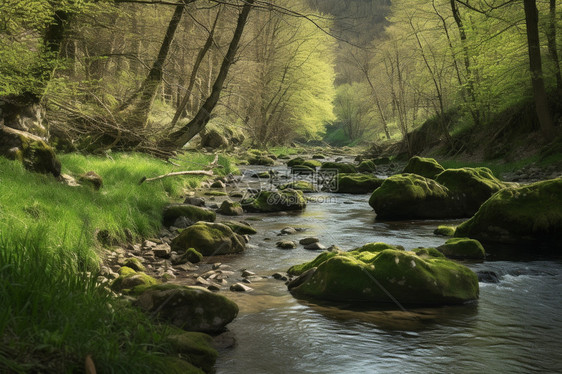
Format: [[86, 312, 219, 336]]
[[217, 200, 243, 216], [289, 247, 478, 305], [372, 157, 391, 165], [368, 174, 454, 219], [349, 242, 400, 254], [166, 332, 218, 373], [162, 204, 216, 226], [434, 225, 456, 236], [279, 181, 316, 192], [302, 159, 322, 169], [164, 356, 206, 374], [15, 133, 61, 177], [204, 190, 227, 196], [123, 258, 145, 272], [414, 247, 446, 258], [111, 271, 160, 293], [287, 157, 305, 167], [336, 173, 384, 194], [312, 154, 326, 159], [248, 155, 275, 166], [184, 248, 203, 263], [118, 266, 137, 277], [170, 222, 245, 256], [221, 220, 257, 235], [437, 238, 486, 260], [320, 162, 358, 174], [242, 189, 306, 213], [357, 160, 376, 172], [290, 165, 316, 174], [455, 178, 562, 244], [287, 251, 340, 276], [402, 156, 445, 179]]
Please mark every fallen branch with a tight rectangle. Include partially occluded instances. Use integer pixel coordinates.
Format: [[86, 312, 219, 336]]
[[139, 170, 213, 184]]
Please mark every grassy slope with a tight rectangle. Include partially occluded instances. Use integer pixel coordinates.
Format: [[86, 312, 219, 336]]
[[0, 152, 235, 373]]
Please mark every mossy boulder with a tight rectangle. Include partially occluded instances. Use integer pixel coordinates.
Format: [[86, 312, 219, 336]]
[[435, 167, 508, 215], [414, 247, 446, 259], [320, 162, 358, 174], [171, 222, 245, 256], [217, 200, 243, 216], [163, 204, 216, 227], [164, 357, 205, 374], [369, 174, 457, 220], [455, 178, 562, 245], [402, 156, 445, 179], [123, 258, 145, 272], [287, 245, 478, 305], [434, 225, 456, 236], [336, 173, 384, 194], [437, 238, 486, 260], [0, 125, 61, 176], [111, 270, 160, 293], [135, 284, 239, 333], [357, 160, 377, 172], [221, 220, 257, 235], [182, 248, 203, 264], [287, 157, 305, 167], [248, 155, 275, 166], [290, 165, 316, 174], [242, 189, 306, 213], [279, 181, 316, 193], [302, 159, 322, 169], [166, 332, 218, 373]]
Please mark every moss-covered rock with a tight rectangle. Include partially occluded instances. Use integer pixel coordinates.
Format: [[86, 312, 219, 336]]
[[312, 154, 326, 159], [221, 220, 257, 235], [242, 189, 306, 213], [368, 174, 456, 219], [414, 247, 446, 259], [183, 248, 203, 263], [164, 357, 205, 374], [455, 178, 562, 245], [248, 155, 275, 166], [166, 332, 218, 373], [372, 157, 391, 165], [435, 167, 508, 215], [320, 162, 358, 174], [302, 159, 322, 169], [336, 173, 384, 194], [135, 284, 239, 333], [357, 160, 377, 172], [111, 270, 160, 293], [287, 245, 479, 305], [217, 200, 243, 216], [163, 204, 216, 227], [279, 181, 316, 193], [402, 156, 445, 179], [171, 222, 245, 256], [434, 225, 456, 236], [0, 125, 61, 176], [437, 238, 486, 260], [287, 157, 305, 167], [290, 165, 316, 174], [123, 258, 145, 272]]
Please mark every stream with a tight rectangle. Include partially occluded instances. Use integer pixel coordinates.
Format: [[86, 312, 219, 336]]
[[209, 164, 562, 373]]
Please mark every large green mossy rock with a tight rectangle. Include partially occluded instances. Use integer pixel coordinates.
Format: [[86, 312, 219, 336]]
[[166, 332, 218, 373], [279, 181, 316, 193], [455, 178, 562, 245], [136, 284, 239, 333], [248, 155, 275, 166], [287, 245, 478, 305], [163, 204, 216, 227], [320, 162, 358, 174], [435, 167, 508, 215], [336, 173, 384, 194], [369, 174, 457, 219], [287, 157, 305, 167], [171, 222, 245, 256], [111, 269, 160, 293], [0, 125, 61, 176], [402, 156, 445, 179], [221, 220, 257, 235], [437, 238, 486, 260], [242, 189, 306, 213], [357, 160, 377, 172]]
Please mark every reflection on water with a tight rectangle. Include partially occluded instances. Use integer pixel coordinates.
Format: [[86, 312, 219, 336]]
[[211, 166, 562, 373]]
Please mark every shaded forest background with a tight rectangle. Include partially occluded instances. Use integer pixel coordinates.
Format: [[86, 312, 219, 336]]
[[1, 0, 561, 157]]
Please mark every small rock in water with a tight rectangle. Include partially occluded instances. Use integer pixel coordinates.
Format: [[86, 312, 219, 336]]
[[477, 271, 500, 283], [207, 284, 221, 292], [272, 272, 288, 281], [304, 242, 326, 250], [212, 263, 222, 270], [280, 227, 297, 235], [241, 278, 252, 284], [327, 245, 341, 252], [184, 196, 206, 207], [230, 283, 253, 292], [213, 331, 236, 349], [276, 240, 297, 249], [242, 270, 256, 278], [299, 237, 319, 245]]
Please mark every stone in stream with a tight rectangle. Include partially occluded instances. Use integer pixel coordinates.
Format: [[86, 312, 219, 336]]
[[276, 240, 297, 249], [279, 181, 316, 193], [299, 237, 319, 245], [335, 173, 384, 194], [217, 200, 244, 216], [402, 156, 445, 179], [434, 225, 456, 237], [272, 272, 288, 281], [230, 283, 254, 292], [280, 227, 298, 235], [242, 270, 256, 278], [242, 189, 307, 213], [287, 242, 479, 305], [320, 162, 358, 174], [357, 160, 377, 173], [304, 242, 326, 250], [171, 222, 246, 256], [183, 196, 206, 207], [165, 332, 218, 373], [162, 204, 216, 227], [437, 238, 486, 260], [135, 284, 239, 333], [171, 248, 203, 265], [476, 271, 500, 284]]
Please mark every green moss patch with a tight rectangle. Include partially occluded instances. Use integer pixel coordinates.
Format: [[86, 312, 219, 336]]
[[279, 181, 316, 193], [242, 189, 306, 213], [171, 222, 245, 256], [163, 204, 216, 227], [437, 238, 486, 260], [434, 225, 456, 236], [402, 156, 445, 179], [320, 162, 358, 174], [336, 173, 384, 194]]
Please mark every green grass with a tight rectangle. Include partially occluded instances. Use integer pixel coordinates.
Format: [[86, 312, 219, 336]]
[[0, 151, 236, 372]]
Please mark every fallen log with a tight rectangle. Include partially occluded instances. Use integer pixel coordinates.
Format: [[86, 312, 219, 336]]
[[139, 170, 213, 184]]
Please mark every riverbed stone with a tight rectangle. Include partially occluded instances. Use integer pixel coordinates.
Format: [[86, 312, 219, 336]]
[[166, 331, 218, 373], [299, 237, 319, 245], [163, 204, 216, 227], [336, 173, 384, 194], [368, 174, 456, 220], [304, 242, 326, 250], [402, 156, 445, 179], [320, 162, 358, 174], [276, 240, 297, 249], [184, 196, 206, 207], [287, 244, 479, 305], [221, 220, 257, 235], [230, 283, 253, 292], [434, 225, 456, 236], [437, 238, 486, 260], [248, 155, 275, 166], [153, 243, 171, 258], [111, 269, 160, 293], [454, 178, 562, 246], [357, 160, 377, 172], [279, 181, 316, 193], [135, 284, 239, 333], [242, 189, 306, 213], [123, 257, 145, 272], [287, 157, 305, 167], [171, 222, 245, 256], [172, 248, 203, 264], [217, 200, 243, 216]]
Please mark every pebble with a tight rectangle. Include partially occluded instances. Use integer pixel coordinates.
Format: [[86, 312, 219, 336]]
[[276, 240, 297, 249], [280, 227, 297, 235], [299, 237, 319, 245], [272, 272, 288, 281], [304, 242, 326, 250], [230, 283, 253, 292], [242, 270, 256, 278]]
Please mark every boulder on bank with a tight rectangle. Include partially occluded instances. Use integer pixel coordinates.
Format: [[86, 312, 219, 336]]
[[402, 156, 445, 179], [171, 222, 246, 256], [135, 284, 239, 333], [368, 174, 456, 219], [454, 178, 562, 245], [111, 268, 160, 293], [165, 332, 218, 373], [279, 181, 316, 193], [217, 200, 243, 216], [336, 173, 384, 194], [0, 125, 61, 176], [163, 204, 216, 227], [434, 225, 456, 236], [320, 162, 358, 174], [437, 238, 486, 260], [287, 244, 478, 305], [242, 189, 306, 213], [435, 167, 508, 215]]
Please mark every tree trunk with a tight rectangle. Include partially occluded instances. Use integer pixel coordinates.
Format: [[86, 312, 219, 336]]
[[524, 0, 556, 138], [169, 7, 222, 130], [161, 0, 255, 149], [119, 4, 185, 129], [546, 0, 562, 95]]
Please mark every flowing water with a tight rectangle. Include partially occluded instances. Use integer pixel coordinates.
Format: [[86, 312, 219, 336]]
[[210, 165, 562, 373]]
